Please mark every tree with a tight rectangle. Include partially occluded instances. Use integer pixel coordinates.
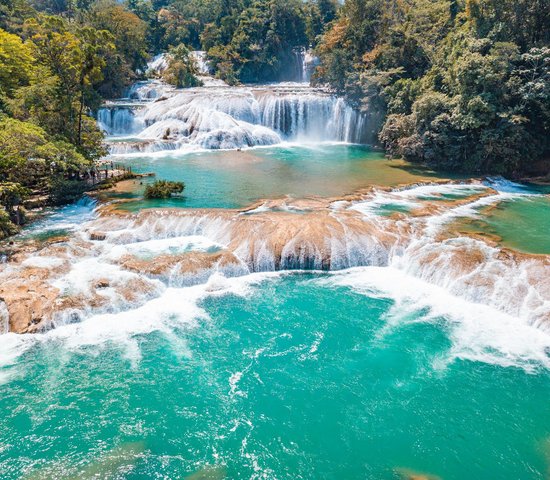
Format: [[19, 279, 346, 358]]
[[0, 182, 28, 225], [0, 116, 90, 186], [87, 1, 148, 72], [315, 0, 550, 175], [21, 16, 112, 155], [0, 28, 34, 97], [162, 44, 202, 88]]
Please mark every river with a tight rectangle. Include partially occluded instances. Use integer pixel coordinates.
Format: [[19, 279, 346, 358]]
[[0, 55, 549, 479]]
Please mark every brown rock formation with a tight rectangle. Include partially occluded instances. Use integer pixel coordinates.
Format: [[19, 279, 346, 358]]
[[0, 182, 548, 334]]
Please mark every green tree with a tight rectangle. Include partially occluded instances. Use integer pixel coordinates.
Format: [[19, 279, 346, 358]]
[[0, 28, 34, 97], [21, 16, 112, 154], [162, 43, 202, 88]]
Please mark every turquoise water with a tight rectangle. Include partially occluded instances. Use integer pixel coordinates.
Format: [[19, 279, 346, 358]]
[[1, 272, 550, 479], [447, 181, 550, 255], [479, 196, 550, 254], [108, 144, 451, 210]]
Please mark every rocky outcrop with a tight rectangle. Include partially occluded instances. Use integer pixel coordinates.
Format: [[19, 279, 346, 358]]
[[90, 231, 107, 241], [0, 271, 60, 333]]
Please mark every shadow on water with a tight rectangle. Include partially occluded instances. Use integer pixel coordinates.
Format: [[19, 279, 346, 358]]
[[385, 161, 471, 182], [22, 441, 146, 480]]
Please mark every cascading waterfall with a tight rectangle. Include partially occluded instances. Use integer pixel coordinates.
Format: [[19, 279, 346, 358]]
[[126, 80, 168, 100], [292, 47, 306, 82], [291, 47, 320, 83], [0, 301, 8, 335], [3, 181, 548, 336], [102, 83, 368, 153], [258, 92, 365, 142], [98, 53, 368, 154], [190, 50, 212, 75], [97, 106, 143, 135]]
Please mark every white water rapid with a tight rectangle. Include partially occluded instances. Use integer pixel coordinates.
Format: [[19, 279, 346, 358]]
[[98, 54, 367, 154], [1, 180, 549, 372]]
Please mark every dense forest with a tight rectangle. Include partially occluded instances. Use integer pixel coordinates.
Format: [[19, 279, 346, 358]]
[[0, 0, 549, 236], [314, 0, 550, 175]]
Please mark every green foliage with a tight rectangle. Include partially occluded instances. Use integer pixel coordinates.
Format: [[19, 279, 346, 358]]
[[48, 176, 88, 205], [316, 0, 550, 175], [0, 207, 20, 238], [21, 16, 114, 148], [144, 180, 185, 199], [0, 181, 29, 226], [0, 29, 34, 97], [149, 0, 336, 83], [162, 44, 202, 88], [87, 0, 148, 96], [0, 116, 90, 186], [0, 182, 29, 211]]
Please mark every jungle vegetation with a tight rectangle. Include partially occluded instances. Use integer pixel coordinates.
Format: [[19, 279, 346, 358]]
[[0, 0, 548, 236]]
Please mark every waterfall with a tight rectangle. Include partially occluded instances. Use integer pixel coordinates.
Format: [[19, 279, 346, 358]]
[[291, 47, 320, 83], [258, 92, 365, 143], [292, 47, 306, 82], [190, 51, 212, 75], [3, 180, 549, 338], [101, 80, 367, 153], [126, 80, 168, 101], [0, 301, 8, 335], [147, 53, 169, 75], [97, 106, 142, 135]]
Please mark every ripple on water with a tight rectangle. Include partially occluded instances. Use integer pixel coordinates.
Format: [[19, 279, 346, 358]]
[[1, 271, 550, 479]]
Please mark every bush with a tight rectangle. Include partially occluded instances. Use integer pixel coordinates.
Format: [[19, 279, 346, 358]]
[[144, 180, 185, 199], [162, 44, 202, 88], [48, 177, 88, 206], [0, 208, 19, 239]]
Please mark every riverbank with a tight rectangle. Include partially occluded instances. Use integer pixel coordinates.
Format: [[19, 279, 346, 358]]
[[0, 166, 152, 243]]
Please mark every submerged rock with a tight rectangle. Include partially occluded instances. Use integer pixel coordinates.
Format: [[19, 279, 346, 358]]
[[185, 465, 227, 480], [395, 468, 442, 480]]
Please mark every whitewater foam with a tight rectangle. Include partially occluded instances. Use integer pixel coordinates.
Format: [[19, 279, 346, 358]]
[[101, 80, 367, 155], [320, 267, 550, 372]]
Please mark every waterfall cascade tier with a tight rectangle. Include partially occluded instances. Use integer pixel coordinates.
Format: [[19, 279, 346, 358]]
[[99, 79, 368, 154], [2, 182, 548, 340], [292, 47, 320, 82]]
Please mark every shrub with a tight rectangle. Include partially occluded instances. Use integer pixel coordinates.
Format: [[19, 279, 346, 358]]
[[48, 177, 88, 206], [0, 208, 19, 239], [144, 180, 185, 199]]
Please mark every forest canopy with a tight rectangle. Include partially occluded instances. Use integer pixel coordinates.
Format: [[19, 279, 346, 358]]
[[313, 0, 550, 175]]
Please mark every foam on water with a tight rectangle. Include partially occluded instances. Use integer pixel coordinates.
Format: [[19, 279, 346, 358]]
[[105, 235, 223, 260], [0, 301, 9, 335], [2, 182, 548, 376], [1, 262, 549, 382], [147, 53, 168, 75], [319, 267, 550, 371], [484, 176, 538, 193], [18, 196, 97, 239], [0, 271, 283, 371], [21, 256, 64, 269], [101, 81, 367, 155]]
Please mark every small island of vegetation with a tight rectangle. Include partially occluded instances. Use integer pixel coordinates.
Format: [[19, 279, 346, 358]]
[[144, 180, 185, 199]]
